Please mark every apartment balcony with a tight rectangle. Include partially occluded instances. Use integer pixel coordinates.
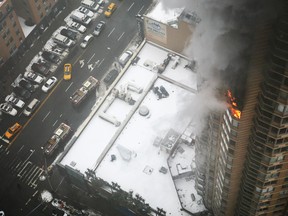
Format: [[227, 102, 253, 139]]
[[269, 59, 288, 76], [272, 38, 288, 62]]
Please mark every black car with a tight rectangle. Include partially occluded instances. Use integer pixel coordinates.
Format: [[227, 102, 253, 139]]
[[93, 21, 105, 36], [60, 28, 78, 40], [13, 86, 31, 100], [41, 51, 60, 64], [104, 69, 119, 85], [19, 79, 36, 92], [31, 62, 51, 76]]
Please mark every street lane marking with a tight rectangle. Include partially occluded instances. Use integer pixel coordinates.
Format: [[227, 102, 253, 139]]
[[118, 32, 125, 41], [23, 165, 37, 182], [18, 161, 31, 177], [17, 145, 24, 154], [88, 53, 95, 64], [26, 166, 40, 183], [25, 198, 31, 206], [53, 120, 58, 127], [138, 5, 144, 14], [108, 27, 115, 37], [98, 58, 105, 68], [31, 169, 43, 187], [65, 82, 73, 92], [14, 161, 22, 171], [128, 2, 134, 11], [32, 190, 38, 197], [8, 79, 63, 148], [55, 176, 65, 192], [24, 149, 34, 164], [42, 111, 51, 122]]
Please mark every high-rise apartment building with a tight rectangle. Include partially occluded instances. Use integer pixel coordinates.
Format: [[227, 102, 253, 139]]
[[195, 6, 288, 216], [11, 0, 56, 25], [0, 0, 25, 66]]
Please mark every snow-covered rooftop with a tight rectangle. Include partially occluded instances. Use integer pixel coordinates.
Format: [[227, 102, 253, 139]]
[[59, 42, 205, 215], [17, 16, 35, 37], [146, 2, 184, 25]]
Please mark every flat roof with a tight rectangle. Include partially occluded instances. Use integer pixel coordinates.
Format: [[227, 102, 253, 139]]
[[59, 42, 205, 214]]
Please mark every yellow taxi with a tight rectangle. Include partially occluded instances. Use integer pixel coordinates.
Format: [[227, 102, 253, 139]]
[[104, 3, 117, 17], [4, 122, 22, 139], [64, 63, 72, 80]]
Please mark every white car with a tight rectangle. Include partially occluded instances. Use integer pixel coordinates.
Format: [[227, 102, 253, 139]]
[[5, 94, 25, 108], [0, 103, 17, 116], [24, 71, 45, 84], [42, 76, 58, 92], [77, 6, 94, 17], [67, 21, 87, 33], [80, 34, 93, 48]]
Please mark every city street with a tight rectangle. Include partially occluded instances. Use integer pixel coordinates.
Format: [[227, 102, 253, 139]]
[[0, 0, 152, 215]]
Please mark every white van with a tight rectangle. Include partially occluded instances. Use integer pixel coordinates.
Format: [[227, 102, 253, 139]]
[[53, 33, 75, 48], [81, 0, 99, 12], [70, 11, 92, 26], [23, 98, 40, 117], [119, 50, 133, 66]]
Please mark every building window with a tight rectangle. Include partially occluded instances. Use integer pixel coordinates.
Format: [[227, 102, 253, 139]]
[[6, 4, 11, 12], [37, 4, 41, 10], [3, 21, 6, 27], [10, 45, 16, 54], [2, 32, 7, 39], [15, 29, 20, 36], [13, 21, 16, 27]]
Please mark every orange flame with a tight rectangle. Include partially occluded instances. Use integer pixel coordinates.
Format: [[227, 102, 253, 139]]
[[227, 90, 241, 119]]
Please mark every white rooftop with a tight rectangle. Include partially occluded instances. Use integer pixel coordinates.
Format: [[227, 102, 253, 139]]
[[59, 42, 205, 215], [146, 2, 184, 25]]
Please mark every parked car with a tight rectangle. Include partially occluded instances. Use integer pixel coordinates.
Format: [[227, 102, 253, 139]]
[[67, 21, 87, 33], [31, 62, 51, 76], [4, 122, 22, 139], [93, 21, 105, 36], [23, 98, 40, 117], [24, 71, 45, 84], [81, 0, 99, 12], [13, 86, 31, 100], [80, 34, 93, 48], [119, 50, 133, 66], [19, 79, 36, 92], [77, 6, 94, 17], [104, 69, 119, 85], [42, 76, 58, 92], [104, 3, 117, 17], [0, 103, 17, 116], [41, 51, 60, 64], [60, 28, 78, 40], [53, 33, 75, 48], [97, 0, 104, 6], [5, 94, 25, 108]]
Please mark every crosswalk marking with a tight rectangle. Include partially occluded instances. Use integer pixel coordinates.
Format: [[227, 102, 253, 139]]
[[0, 146, 44, 189]]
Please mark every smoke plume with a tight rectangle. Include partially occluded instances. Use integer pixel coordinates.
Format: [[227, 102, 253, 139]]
[[158, 0, 284, 133]]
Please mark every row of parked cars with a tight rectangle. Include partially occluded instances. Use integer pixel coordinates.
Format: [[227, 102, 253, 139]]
[[1, 0, 123, 140]]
